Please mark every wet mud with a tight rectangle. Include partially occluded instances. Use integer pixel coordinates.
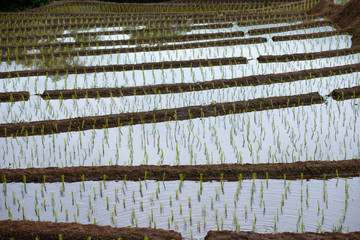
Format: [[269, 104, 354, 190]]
[[0, 56, 247, 79], [248, 20, 332, 35], [2, 38, 266, 61], [1, 159, 359, 183], [330, 86, 360, 100], [0, 92, 323, 137], [257, 46, 360, 62], [0, 91, 29, 102], [0, 220, 182, 240], [272, 29, 348, 41], [40, 63, 360, 100]]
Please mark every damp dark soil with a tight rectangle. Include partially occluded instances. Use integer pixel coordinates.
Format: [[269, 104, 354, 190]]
[[1, 159, 359, 183], [0, 92, 323, 137], [0, 30, 246, 49], [248, 20, 332, 35], [205, 230, 360, 240], [0, 22, 234, 36], [40, 63, 360, 100], [4, 9, 312, 20], [330, 86, 360, 100], [0, 30, 245, 53], [0, 91, 29, 102], [272, 29, 349, 41], [0, 56, 247, 79], [2, 37, 266, 62], [0, 13, 321, 30], [257, 45, 360, 62], [0, 220, 182, 240]]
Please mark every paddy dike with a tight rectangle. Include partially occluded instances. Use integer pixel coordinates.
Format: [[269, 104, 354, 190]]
[[0, 12, 317, 27], [0, 10, 311, 22], [0, 56, 247, 79], [0, 220, 182, 240], [257, 45, 360, 62], [248, 20, 333, 35], [330, 86, 360, 100], [0, 22, 234, 35], [2, 37, 266, 61], [1, 220, 359, 240], [1, 159, 359, 183], [0, 91, 29, 102], [40, 63, 360, 100], [0, 31, 244, 48], [272, 29, 348, 41], [0, 92, 323, 137]]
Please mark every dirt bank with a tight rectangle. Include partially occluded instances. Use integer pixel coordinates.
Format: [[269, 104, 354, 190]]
[[257, 45, 360, 62], [0, 92, 323, 137], [0, 91, 29, 102], [331, 0, 360, 46], [248, 20, 332, 35], [0, 31, 245, 53], [205, 230, 360, 240], [1, 159, 359, 183], [330, 86, 360, 100], [0, 12, 317, 27], [0, 220, 182, 240], [0, 56, 247, 79], [272, 29, 348, 41], [0, 22, 233, 35], [309, 0, 360, 47], [40, 63, 360, 100], [2, 38, 266, 61]]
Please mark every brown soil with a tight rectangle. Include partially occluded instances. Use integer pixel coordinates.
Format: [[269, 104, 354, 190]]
[[0, 9, 310, 19], [0, 11, 311, 26], [1, 159, 359, 183], [25, 0, 313, 15], [0, 31, 246, 52], [2, 37, 266, 61], [0, 22, 233, 35], [0, 91, 29, 102], [330, 86, 360, 100], [330, 0, 360, 46], [272, 29, 348, 41], [0, 220, 182, 240], [257, 45, 360, 62], [248, 20, 332, 35], [40, 63, 360, 100], [0, 14, 320, 33], [307, 0, 340, 16], [0, 92, 323, 137], [205, 230, 360, 240], [0, 56, 247, 79], [309, 0, 360, 47]]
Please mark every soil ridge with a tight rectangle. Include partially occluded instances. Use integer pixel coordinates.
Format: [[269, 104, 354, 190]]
[[1, 159, 359, 183]]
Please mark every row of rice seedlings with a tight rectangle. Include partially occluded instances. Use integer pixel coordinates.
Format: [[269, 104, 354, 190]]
[[1, 72, 359, 123], [0, 17, 322, 55], [1, 32, 348, 71], [0, 16, 325, 47], [19, 41, 356, 71], [2, 26, 339, 70], [0, 38, 353, 94], [1, 176, 358, 239], [0, 21, 233, 41], [1, 95, 358, 168], [0, 5, 312, 21], [36, 1, 310, 14], [0, 13, 287, 28]]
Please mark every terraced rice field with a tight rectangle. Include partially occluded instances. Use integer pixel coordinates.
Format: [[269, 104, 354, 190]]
[[0, 0, 359, 239]]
